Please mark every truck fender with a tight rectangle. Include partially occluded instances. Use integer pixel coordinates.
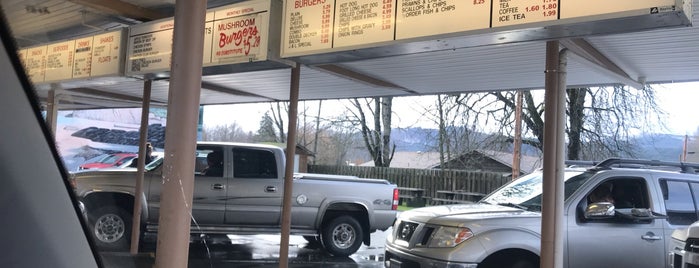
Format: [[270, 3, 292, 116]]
[[81, 190, 148, 223], [316, 198, 372, 245]]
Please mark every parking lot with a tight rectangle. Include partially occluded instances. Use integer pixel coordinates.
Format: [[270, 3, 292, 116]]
[[101, 229, 390, 267]]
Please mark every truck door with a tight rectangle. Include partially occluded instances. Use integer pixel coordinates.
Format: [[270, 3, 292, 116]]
[[224, 146, 282, 226], [567, 175, 665, 268], [147, 146, 227, 225]]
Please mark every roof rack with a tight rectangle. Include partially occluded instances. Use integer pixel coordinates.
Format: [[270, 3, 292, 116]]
[[565, 160, 598, 167], [594, 158, 699, 174]]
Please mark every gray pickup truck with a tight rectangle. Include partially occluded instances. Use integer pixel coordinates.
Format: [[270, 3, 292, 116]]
[[71, 142, 397, 256], [385, 159, 699, 268]]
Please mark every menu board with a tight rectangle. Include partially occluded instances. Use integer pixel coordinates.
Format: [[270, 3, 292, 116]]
[[561, 0, 675, 19], [334, 0, 393, 47], [283, 0, 333, 54], [90, 31, 123, 77], [282, 0, 686, 57], [17, 30, 124, 84], [25, 46, 47, 83], [491, 0, 558, 28], [44, 41, 75, 82], [127, 20, 175, 74], [72, 37, 94, 78], [396, 0, 489, 39], [211, 0, 269, 64], [203, 12, 215, 64], [127, 0, 273, 75]]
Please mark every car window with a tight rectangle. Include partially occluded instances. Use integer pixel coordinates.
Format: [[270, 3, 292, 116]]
[[579, 177, 651, 223], [233, 147, 277, 179], [660, 179, 699, 225], [197, 147, 223, 177]]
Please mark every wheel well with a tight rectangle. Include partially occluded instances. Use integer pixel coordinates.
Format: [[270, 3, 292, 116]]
[[322, 203, 370, 245], [82, 192, 134, 217], [478, 248, 539, 268]]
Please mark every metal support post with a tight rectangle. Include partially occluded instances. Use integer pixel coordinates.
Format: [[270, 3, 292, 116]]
[[279, 63, 300, 268], [130, 79, 151, 254], [153, 0, 207, 267], [540, 40, 565, 268]]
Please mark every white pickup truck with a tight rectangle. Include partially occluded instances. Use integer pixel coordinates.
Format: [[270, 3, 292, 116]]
[[71, 142, 398, 256]]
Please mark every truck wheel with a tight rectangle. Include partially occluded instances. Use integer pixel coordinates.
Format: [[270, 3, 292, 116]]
[[320, 215, 363, 257], [89, 206, 132, 251]]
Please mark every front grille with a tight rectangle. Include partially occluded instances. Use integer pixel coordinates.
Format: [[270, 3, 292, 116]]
[[686, 238, 699, 253], [675, 253, 683, 268], [396, 221, 418, 242]]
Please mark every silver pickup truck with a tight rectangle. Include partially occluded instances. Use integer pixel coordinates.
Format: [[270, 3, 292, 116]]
[[71, 142, 397, 256], [386, 159, 699, 268]]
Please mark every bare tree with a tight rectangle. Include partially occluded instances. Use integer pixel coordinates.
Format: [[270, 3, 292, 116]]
[[489, 85, 665, 160], [411, 93, 511, 168], [269, 102, 288, 143], [345, 97, 395, 167], [202, 123, 253, 142]]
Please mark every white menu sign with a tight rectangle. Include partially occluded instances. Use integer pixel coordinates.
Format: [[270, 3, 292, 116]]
[[44, 41, 75, 82], [127, 20, 175, 74], [396, 0, 490, 40], [283, 0, 333, 54], [561, 0, 675, 18], [211, 0, 270, 64], [90, 31, 123, 77], [25, 46, 47, 83], [127, 0, 273, 75], [491, 0, 558, 28], [72, 37, 94, 78], [282, 0, 687, 57], [17, 30, 124, 83], [334, 0, 394, 47]]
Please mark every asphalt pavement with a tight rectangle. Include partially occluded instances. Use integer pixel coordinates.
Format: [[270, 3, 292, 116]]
[[100, 228, 390, 267]]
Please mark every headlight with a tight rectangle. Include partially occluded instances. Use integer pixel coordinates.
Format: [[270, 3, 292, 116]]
[[427, 226, 474, 248]]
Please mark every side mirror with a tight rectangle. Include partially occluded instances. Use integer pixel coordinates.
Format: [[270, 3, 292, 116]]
[[584, 202, 615, 219]]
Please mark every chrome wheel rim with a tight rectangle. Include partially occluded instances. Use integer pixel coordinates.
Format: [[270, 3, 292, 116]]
[[331, 223, 356, 249], [94, 213, 125, 243]]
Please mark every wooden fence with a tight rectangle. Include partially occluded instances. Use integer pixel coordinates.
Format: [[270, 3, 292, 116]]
[[308, 165, 511, 200]]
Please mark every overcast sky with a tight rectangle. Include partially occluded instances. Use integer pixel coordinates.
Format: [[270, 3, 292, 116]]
[[203, 81, 699, 136]]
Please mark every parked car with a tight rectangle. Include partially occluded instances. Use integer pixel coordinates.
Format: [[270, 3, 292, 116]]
[[668, 220, 699, 268], [385, 158, 699, 268], [117, 151, 165, 168], [72, 142, 398, 256], [78, 152, 137, 170]]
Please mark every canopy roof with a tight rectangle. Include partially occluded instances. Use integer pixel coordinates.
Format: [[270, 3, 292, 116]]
[[4, 0, 698, 110]]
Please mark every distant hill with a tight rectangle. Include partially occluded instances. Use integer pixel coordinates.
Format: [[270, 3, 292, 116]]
[[390, 128, 685, 162], [631, 133, 684, 161]]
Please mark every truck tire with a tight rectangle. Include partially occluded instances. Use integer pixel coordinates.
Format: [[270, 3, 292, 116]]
[[320, 215, 363, 257], [89, 206, 132, 251]]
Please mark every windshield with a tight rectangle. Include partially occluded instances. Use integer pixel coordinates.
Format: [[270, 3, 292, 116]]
[[481, 170, 593, 212]]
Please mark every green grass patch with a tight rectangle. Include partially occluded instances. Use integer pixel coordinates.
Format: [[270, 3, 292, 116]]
[[398, 205, 416, 211]]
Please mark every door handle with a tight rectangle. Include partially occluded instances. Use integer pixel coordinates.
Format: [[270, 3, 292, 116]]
[[265, 186, 277, 192], [212, 184, 224, 190], [642, 232, 662, 241]]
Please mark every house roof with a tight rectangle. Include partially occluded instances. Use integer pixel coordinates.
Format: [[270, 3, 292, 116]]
[[360, 150, 542, 173], [359, 151, 442, 169]]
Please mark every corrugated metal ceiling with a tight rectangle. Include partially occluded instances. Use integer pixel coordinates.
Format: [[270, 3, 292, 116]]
[[4, 0, 699, 110]]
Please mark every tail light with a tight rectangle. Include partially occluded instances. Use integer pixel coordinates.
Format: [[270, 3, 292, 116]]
[[392, 188, 399, 210]]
